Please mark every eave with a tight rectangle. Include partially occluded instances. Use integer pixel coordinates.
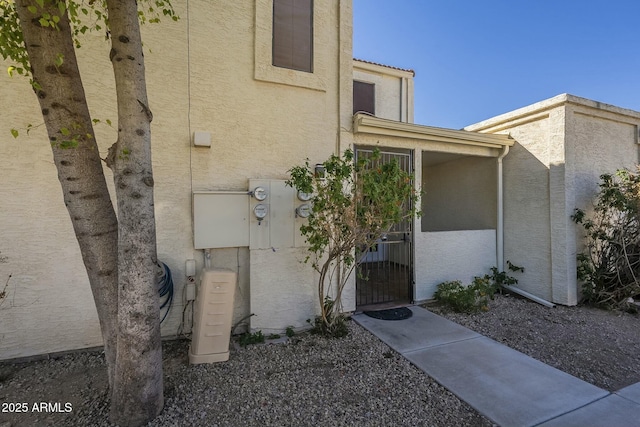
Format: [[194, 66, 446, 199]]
[[353, 114, 514, 151]]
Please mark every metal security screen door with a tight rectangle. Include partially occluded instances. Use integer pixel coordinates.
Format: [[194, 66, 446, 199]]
[[355, 147, 414, 308]]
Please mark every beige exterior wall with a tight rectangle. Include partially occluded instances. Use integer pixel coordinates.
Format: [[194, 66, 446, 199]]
[[422, 155, 496, 232], [0, 0, 352, 360], [414, 230, 497, 301], [353, 61, 414, 123], [466, 94, 640, 305]]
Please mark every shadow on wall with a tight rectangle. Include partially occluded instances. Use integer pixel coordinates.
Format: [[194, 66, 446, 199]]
[[503, 141, 553, 301], [421, 152, 496, 232]]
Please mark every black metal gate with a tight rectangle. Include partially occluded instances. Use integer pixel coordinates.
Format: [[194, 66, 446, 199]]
[[355, 147, 413, 307]]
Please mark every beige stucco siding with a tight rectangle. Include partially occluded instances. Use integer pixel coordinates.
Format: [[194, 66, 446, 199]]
[[504, 115, 558, 302], [421, 156, 497, 232], [467, 104, 567, 303], [466, 94, 640, 305], [561, 105, 640, 303], [414, 230, 497, 301], [0, 0, 350, 359], [353, 61, 414, 123]]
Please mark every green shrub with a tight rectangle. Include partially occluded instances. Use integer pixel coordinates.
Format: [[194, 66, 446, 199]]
[[238, 330, 265, 347], [434, 264, 523, 313], [434, 279, 495, 313], [572, 169, 640, 310], [434, 280, 477, 313], [287, 148, 419, 337]]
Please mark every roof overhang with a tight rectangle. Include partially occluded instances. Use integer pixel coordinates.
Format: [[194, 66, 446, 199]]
[[353, 58, 415, 78], [353, 114, 514, 152]]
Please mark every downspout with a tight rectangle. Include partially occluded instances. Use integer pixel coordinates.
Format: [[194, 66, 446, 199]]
[[399, 77, 404, 122], [335, 0, 343, 300], [496, 145, 555, 308], [496, 145, 508, 271]]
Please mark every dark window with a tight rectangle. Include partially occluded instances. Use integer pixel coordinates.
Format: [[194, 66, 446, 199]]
[[353, 81, 375, 115], [272, 0, 313, 73]]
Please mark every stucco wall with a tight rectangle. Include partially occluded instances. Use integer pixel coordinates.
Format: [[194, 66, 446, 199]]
[[561, 103, 640, 303], [353, 62, 413, 123], [414, 230, 497, 301], [466, 94, 640, 305], [421, 155, 496, 231], [466, 103, 566, 303], [0, 0, 351, 360]]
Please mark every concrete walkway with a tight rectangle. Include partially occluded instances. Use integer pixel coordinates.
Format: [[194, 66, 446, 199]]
[[353, 306, 640, 427]]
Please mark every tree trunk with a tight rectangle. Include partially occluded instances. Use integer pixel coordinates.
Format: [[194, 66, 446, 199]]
[[15, 0, 119, 389], [105, 1, 164, 425]]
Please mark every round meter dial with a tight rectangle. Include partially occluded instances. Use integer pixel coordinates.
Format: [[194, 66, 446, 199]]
[[254, 204, 268, 219], [297, 190, 313, 201], [253, 186, 268, 201], [296, 203, 311, 218]]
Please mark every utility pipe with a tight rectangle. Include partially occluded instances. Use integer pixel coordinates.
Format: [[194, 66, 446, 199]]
[[400, 77, 405, 122], [503, 285, 556, 308], [204, 249, 211, 270], [497, 145, 509, 271]]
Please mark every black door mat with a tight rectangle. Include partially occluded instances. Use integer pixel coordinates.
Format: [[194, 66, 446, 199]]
[[363, 307, 413, 321]]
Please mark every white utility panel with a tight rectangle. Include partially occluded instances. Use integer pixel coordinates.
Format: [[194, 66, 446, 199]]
[[193, 192, 249, 249]]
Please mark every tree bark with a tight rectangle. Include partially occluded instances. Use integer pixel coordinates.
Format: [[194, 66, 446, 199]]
[[105, 1, 164, 425], [13, 1, 162, 425], [15, 0, 119, 389]]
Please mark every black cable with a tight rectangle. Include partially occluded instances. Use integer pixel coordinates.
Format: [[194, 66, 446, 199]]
[[158, 261, 174, 323]]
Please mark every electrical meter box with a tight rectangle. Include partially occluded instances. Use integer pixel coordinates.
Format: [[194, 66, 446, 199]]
[[189, 268, 237, 364]]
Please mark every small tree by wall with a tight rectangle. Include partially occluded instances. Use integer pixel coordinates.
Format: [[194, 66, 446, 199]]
[[572, 168, 640, 310], [287, 148, 419, 336]]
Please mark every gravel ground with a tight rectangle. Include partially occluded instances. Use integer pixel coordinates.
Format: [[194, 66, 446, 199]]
[[426, 293, 640, 392], [1, 293, 638, 427], [0, 322, 490, 427]]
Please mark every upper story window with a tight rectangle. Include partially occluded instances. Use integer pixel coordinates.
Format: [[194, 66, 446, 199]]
[[272, 0, 314, 73], [353, 81, 375, 115]]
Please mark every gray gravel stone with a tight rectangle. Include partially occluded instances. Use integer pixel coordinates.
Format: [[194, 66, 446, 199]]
[[2, 294, 637, 426], [0, 322, 490, 427]]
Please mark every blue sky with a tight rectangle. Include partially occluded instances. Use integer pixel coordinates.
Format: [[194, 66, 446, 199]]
[[353, 1, 640, 129]]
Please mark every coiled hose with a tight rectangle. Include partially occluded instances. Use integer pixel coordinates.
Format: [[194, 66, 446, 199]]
[[158, 261, 174, 323]]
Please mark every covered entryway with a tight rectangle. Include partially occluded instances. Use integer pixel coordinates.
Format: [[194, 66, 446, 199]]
[[352, 113, 514, 303], [355, 146, 414, 308]]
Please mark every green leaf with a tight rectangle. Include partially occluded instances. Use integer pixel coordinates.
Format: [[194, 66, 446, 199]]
[[105, 119, 112, 126], [60, 127, 71, 136], [7, 66, 15, 77], [38, 17, 49, 27], [10, 129, 18, 138], [35, 0, 44, 8], [27, 5, 37, 14]]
